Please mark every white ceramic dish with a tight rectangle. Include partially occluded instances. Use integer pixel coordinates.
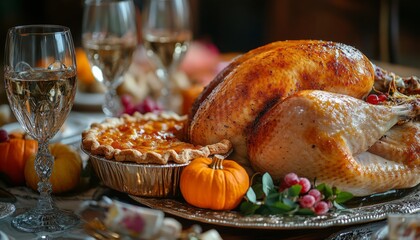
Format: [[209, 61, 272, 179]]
[[73, 91, 105, 111]]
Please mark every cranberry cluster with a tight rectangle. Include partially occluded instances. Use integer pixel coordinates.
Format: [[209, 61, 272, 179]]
[[366, 93, 388, 105], [121, 95, 163, 115], [281, 173, 331, 215]]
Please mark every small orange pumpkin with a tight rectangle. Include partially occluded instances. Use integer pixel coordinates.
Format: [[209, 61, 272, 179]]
[[180, 155, 249, 211], [25, 143, 83, 194], [0, 132, 38, 186]]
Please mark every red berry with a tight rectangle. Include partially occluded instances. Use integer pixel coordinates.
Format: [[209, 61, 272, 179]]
[[366, 94, 379, 104], [327, 200, 333, 209], [284, 173, 299, 187], [124, 103, 136, 115], [298, 177, 311, 193], [134, 102, 146, 114], [121, 95, 132, 107], [0, 129, 9, 142], [377, 94, 387, 102], [314, 201, 329, 215], [142, 97, 156, 113], [299, 195, 316, 208], [308, 189, 322, 202]]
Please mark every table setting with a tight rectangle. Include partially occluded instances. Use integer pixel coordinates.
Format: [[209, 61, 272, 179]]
[[1, 0, 420, 239]]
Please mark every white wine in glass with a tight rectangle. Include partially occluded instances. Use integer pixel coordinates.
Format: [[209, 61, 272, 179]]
[[142, 0, 192, 112], [4, 25, 79, 232], [82, 0, 138, 117]]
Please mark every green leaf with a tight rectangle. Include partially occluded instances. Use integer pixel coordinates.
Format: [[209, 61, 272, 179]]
[[282, 197, 298, 208], [262, 172, 275, 196], [325, 185, 334, 198], [239, 201, 260, 215], [333, 201, 346, 210], [288, 185, 302, 197], [335, 191, 353, 204], [272, 201, 294, 212], [296, 208, 315, 215], [246, 187, 257, 203], [265, 192, 281, 206], [316, 183, 326, 192], [317, 183, 333, 198], [252, 183, 265, 199], [256, 205, 273, 215]]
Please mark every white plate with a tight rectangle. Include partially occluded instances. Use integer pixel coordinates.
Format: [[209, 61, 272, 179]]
[[74, 91, 105, 109], [2, 113, 89, 145]]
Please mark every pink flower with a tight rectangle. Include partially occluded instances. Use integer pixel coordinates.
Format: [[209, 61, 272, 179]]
[[121, 214, 145, 233]]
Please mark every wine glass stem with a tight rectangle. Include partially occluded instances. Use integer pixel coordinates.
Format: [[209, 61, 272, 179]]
[[157, 68, 172, 110], [35, 141, 54, 210], [103, 82, 122, 117]]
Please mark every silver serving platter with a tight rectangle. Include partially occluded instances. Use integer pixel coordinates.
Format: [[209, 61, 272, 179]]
[[130, 185, 420, 230], [0, 202, 15, 220]]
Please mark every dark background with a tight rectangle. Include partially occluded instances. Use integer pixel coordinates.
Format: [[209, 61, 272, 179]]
[[0, 0, 419, 67]]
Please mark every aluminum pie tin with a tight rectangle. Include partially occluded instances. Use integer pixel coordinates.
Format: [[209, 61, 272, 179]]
[[83, 148, 189, 198]]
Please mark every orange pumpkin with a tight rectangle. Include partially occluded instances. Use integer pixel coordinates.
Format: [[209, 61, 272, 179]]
[[0, 133, 38, 185], [76, 48, 95, 84], [25, 143, 83, 194], [180, 155, 249, 211]]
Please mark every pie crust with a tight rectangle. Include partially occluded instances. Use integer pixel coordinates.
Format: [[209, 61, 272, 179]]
[[82, 112, 232, 164]]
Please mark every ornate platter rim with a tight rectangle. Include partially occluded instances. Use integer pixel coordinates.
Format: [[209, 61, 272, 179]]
[[0, 202, 15, 220], [130, 185, 420, 230]]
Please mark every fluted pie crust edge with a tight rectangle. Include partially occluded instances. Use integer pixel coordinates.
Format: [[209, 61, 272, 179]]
[[82, 112, 232, 164]]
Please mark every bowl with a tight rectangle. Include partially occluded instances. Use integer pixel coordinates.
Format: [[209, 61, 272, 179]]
[[83, 148, 189, 198]]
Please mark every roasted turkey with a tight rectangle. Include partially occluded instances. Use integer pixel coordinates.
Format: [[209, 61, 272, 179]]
[[187, 40, 420, 196]]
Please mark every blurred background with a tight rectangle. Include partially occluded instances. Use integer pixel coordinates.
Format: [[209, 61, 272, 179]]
[[1, 0, 420, 109], [1, 0, 419, 65]]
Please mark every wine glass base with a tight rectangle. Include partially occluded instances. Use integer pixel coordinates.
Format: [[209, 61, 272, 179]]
[[12, 207, 79, 233]]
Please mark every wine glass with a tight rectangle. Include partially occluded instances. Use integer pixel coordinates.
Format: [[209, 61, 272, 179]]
[[4, 25, 79, 232], [142, 0, 192, 112], [82, 0, 138, 117]]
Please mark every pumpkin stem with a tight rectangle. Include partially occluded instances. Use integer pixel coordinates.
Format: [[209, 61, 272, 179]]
[[209, 154, 224, 170]]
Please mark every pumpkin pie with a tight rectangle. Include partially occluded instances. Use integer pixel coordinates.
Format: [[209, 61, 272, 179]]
[[82, 112, 232, 164]]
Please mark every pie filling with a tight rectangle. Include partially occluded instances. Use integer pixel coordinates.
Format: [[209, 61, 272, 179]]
[[82, 112, 232, 164], [97, 118, 200, 154]]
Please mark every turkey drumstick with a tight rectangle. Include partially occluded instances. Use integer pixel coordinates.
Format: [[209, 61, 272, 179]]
[[248, 90, 419, 196]]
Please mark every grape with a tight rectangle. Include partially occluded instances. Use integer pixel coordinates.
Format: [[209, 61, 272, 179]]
[[142, 97, 156, 113], [366, 94, 379, 104], [124, 103, 136, 115], [314, 201, 329, 215], [298, 177, 311, 193], [307, 189, 322, 202], [121, 95, 164, 115], [0, 129, 9, 142], [121, 95, 132, 108], [327, 200, 333, 209], [299, 194, 316, 208], [134, 102, 145, 114], [284, 173, 299, 187], [378, 94, 388, 102]]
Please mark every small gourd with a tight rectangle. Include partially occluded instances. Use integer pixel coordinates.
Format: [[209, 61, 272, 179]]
[[25, 143, 83, 194], [0, 130, 38, 185], [180, 155, 249, 211]]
